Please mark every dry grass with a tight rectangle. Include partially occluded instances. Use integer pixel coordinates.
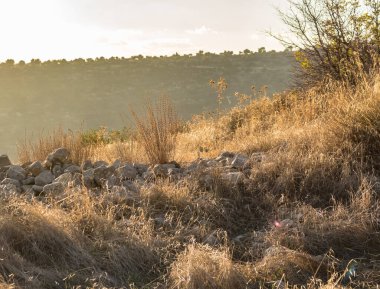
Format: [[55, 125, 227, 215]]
[[17, 127, 93, 165], [131, 96, 180, 164], [6, 73, 380, 288], [169, 244, 247, 289]]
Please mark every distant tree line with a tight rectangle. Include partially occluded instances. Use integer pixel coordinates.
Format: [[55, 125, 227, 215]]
[[0, 48, 292, 67]]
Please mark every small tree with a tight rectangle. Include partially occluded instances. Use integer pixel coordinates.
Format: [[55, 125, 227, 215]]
[[276, 0, 380, 87]]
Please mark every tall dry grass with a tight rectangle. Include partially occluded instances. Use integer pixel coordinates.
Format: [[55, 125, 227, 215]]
[[5, 73, 380, 288], [131, 96, 180, 164], [17, 128, 93, 165]]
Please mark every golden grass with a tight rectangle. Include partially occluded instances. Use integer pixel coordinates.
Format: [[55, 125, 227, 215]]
[[131, 96, 180, 164], [7, 73, 380, 288]]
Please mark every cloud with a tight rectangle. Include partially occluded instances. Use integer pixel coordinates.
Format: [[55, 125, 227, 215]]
[[186, 26, 218, 35]]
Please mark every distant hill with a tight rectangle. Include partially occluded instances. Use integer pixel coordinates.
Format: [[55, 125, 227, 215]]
[[0, 51, 295, 158]]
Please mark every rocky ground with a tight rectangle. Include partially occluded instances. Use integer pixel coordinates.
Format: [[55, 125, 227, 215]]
[[0, 148, 256, 202]]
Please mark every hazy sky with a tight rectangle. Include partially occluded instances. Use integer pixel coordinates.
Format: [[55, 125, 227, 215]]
[[0, 0, 289, 61]]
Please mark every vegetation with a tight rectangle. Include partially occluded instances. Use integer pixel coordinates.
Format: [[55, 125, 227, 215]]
[[4, 68, 379, 288], [276, 0, 380, 86], [0, 51, 294, 159], [131, 96, 180, 164]]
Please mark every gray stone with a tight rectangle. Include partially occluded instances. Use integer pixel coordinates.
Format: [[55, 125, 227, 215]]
[[112, 159, 122, 169], [47, 147, 70, 164], [35, 170, 54, 186], [22, 177, 35, 186], [152, 164, 176, 177], [1, 178, 21, 187], [107, 186, 139, 202], [100, 175, 119, 190], [22, 185, 34, 194], [54, 172, 73, 186], [81, 160, 93, 171], [64, 165, 81, 174], [133, 163, 148, 174], [93, 165, 115, 186], [0, 155, 11, 168], [0, 183, 20, 195], [219, 151, 235, 158], [43, 182, 65, 195], [93, 160, 108, 168], [52, 164, 64, 178], [116, 164, 137, 180], [28, 161, 44, 177], [32, 185, 44, 193], [6, 165, 27, 181], [83, 169, 95, 188], [231, 154, 249, 169]]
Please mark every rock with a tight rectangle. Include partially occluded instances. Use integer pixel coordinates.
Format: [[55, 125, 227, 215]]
[[116, 164, 137, 180], [106, 186, 139, 203], [142, 170, 155, 181], [219, 151, 235, 159], [231, 154, 249, 169], [47, 147, 70, 164], [55, 172, 82, 188], [6, 165, 27, 181], [168, 168, 183, 181], [43, 159, 52, 169], [32, 185, 44, 193], [1, 178, 21, 187], [100, 175, 119, 190], [81, 160, 93, 171], [64, 165, 81, 174], [93, 160, 108, 168], [35, 170, 54, 186], [206, 160, 222, 167], [28, 161, 44, 177], [83, 169, 95, 188], [0, 155, 11, 168], [0, 184, 20, 195], [43, 182, 65, 195], [22, 185, 34, 194], [152, 164, 177, 178], [22, 177, 35, 186], [133, 163, 148, 175], [221, 172, 245, 185], [112, 159, 122, 169], [93, 165, 115, 186], [52, 164, 64, 178]]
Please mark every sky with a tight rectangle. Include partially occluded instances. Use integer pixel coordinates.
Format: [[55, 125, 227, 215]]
[[0, 0, 290, 61]]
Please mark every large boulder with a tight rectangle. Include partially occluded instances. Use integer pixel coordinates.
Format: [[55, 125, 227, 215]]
[[6, 165, 27, 181], [35, 170, 54, 186]]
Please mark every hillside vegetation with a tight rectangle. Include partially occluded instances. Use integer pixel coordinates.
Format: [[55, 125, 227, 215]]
[[0, 68, 379, 288], [0, 51, 294, 159]]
